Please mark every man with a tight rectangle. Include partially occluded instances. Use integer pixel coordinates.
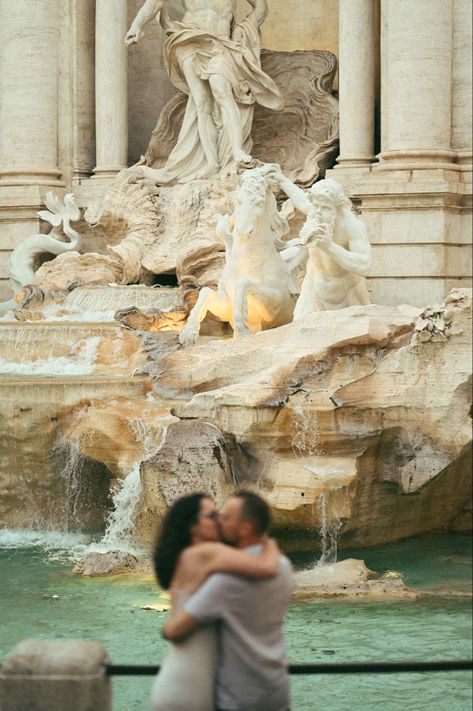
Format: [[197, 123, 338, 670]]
[[163, 492, 293, 711], [268, 168, 373, 316], [126, 0, 283, 183]]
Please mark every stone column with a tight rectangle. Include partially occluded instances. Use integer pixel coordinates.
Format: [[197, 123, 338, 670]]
[[335, 0, 376, 169], [0, 640, 111, 711], [452, 0, 472, 172], [377, 0, 456, 171], [0, 0, 62, 185], [93, 0, 128, 178]]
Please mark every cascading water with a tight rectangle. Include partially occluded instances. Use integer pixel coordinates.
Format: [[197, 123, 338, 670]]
[[59, 440, 87, 528], [100, 463, 143, 549], [317, 492, 342, 566], [98, 419, 168, 551], [0, 333, 100, 375], [53, 284, 185, 323]]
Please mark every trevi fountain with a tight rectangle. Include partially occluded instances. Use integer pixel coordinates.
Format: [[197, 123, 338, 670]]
[[0, 1, 471, 710]]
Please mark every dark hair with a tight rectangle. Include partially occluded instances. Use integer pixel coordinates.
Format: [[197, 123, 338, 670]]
[[153, 493, 209, 590], [234, 491, 271, 535]]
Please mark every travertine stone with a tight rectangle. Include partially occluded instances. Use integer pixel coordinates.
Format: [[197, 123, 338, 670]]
[[293, 559, 416, 600], [143, 295, 470, 549], [452, 0, 473, 171], [336, 0, 376, 168], [137, 420, 236, 539], [0, 640, 111, 711], [59, 0, 96, 182], [94, 0, 128, 177], [378, 0, 456, 170], [0, 0, 62, 184]]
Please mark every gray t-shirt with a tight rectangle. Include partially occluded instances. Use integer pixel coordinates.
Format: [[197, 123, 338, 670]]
[[185, 545, 294, 711]]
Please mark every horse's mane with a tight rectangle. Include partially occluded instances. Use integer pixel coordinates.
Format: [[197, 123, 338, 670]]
[[238, 171, 289, 251]]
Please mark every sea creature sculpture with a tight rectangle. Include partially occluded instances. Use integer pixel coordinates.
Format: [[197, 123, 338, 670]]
[[9, 192, 82, 291]]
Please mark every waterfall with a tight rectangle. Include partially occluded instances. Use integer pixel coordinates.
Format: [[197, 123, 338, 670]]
[[59, 440, 87, 528], [64, 285, 184, 313], [100, 463, 143, 549], [317, 492, 342, 566], [0, 334, 100, 375], [98, 420, 167, 551]]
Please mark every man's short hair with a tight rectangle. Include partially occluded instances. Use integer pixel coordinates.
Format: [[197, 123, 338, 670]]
[[234, 491, 271, 534]]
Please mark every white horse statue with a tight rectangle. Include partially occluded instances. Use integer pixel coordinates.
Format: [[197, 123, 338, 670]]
[[179, 166, 297, 347]]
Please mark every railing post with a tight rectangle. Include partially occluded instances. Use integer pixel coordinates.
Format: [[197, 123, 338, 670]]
[[0, 640, 111, 711]]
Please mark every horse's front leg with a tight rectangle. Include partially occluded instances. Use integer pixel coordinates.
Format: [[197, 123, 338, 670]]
[[234, 279, 290, 336], [179, 287, 230, 348], [233, 277, 254, 336]]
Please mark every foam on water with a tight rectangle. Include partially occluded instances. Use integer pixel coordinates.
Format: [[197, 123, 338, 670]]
[[0, 529, 91, 551], [0, 335, 100, 375], [41, 304, 116, 322]]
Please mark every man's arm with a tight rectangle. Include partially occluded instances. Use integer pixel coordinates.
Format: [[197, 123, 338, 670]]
[[163, 573, 235, 642], [125, 0, 165, 45], [163, 610, 200, 642]]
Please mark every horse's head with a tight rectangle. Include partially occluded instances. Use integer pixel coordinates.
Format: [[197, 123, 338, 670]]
[[233, 168, 273, 238]]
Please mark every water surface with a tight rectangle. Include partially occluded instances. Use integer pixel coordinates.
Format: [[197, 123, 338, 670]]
[[1, 532, 471, 711]]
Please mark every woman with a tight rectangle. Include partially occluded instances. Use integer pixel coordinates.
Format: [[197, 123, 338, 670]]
[[150, 492, 280, 711]]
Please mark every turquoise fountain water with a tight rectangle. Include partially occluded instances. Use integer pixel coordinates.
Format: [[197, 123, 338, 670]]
[[1, 531, 471, 711]]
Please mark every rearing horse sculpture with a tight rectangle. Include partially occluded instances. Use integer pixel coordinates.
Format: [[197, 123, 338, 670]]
[[179, 166, 297, 347]]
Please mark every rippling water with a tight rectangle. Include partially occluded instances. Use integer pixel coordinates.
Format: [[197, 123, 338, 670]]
[[1, 532, 471, 711]]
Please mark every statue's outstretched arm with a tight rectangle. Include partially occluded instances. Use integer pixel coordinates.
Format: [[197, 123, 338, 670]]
[[126, 0, 165, 44], [262, 165, 313, 216], [247, 0, 269, 26], [279, 176, 313, 216]]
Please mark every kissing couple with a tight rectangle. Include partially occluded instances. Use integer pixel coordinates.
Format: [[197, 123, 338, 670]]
[[150, 491, 293, 711]]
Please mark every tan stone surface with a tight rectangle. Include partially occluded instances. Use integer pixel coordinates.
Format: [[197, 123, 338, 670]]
[[293, 559, 416, 600], [0, 374, 151, 531], [136, 420, 235, 542], [140, 294, 472, 549], [74, 551, 139, 576]]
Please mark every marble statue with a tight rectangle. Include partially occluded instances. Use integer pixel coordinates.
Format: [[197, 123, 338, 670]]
[[269, 169, 372, 317], [178, 165, 296, 346], [9, 193, 82, 291], [125, 0, 283, 183]]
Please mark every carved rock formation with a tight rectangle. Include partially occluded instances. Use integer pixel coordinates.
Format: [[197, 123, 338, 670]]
[[293, 559, 416, 600], [131, 293, 471, 549], [1, 292, 470, 552]]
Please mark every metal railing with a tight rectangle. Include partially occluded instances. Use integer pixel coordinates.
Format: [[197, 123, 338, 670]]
[[106, 660, 473, 676]]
